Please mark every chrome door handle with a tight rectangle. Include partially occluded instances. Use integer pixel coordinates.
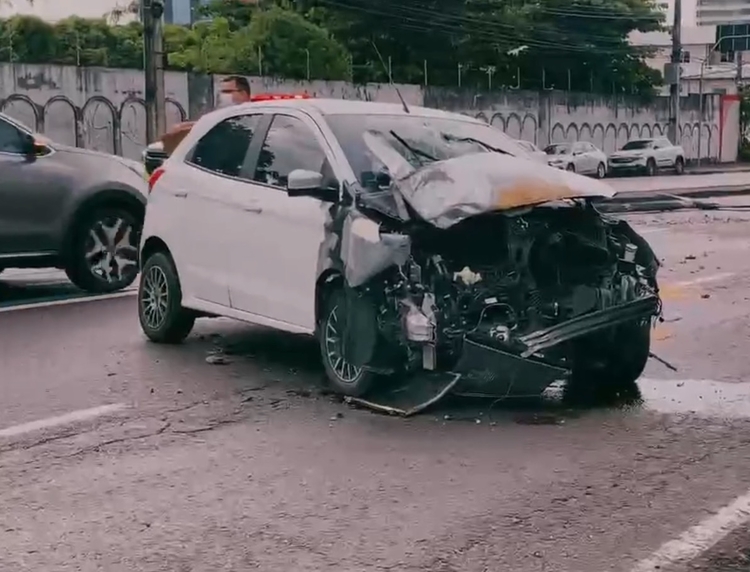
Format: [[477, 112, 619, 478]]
[[243, 207, 262, 214], [173, 191, 187, 198]]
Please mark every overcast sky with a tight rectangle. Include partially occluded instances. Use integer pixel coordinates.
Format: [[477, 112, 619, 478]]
[[0, 0, 135, 21]]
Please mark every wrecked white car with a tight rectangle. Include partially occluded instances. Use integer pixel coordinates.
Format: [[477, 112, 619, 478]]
[[137, 98, 661, 412]]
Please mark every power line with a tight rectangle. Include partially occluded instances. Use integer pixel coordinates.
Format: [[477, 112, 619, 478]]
[[318, 0, 652, 54]]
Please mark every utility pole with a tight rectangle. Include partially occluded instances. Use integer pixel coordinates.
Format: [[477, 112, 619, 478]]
[[667, 0, 682, 145], [142, 0, 166, 144], [737, 50, 743, 87]]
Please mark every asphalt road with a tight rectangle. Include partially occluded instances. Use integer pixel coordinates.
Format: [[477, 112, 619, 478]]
[[3, 197, 750, 571]]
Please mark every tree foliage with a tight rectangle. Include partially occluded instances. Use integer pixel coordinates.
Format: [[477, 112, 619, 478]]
[[0, 0, 665, 94]]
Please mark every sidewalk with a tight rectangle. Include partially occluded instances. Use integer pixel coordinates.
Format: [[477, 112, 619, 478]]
[[686, 162, 750, 175]]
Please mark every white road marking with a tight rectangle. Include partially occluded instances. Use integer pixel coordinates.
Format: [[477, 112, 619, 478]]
[[629, 490, 750, 571], [0, 403, 127, 439], [674, 272, 735, 288], [0, 288, 137, 313]]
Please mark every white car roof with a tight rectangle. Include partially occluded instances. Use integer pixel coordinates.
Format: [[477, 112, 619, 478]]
[[208, 98, 486, 123]]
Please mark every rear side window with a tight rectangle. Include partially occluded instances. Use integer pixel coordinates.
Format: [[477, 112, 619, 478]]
[[189, 114, 261, 177], [0, 117, 26, 154]]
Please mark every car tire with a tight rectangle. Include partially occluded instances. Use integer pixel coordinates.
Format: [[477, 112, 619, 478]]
[[674, 157, 685, 175], [65, 206, 141, 293], [319, 288, 377, 397], [138, 251, 195, 344], [566, 164, 575, 172], [564, 320, 651, 407], [645, 159, 657, 177], [596, 162, 606, 179]]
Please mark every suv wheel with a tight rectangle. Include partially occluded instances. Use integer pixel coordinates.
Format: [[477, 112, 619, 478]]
[[138, 251, 195, 343], [645, 158, 657, 176], [65, 207, 141, 293], [674, 156, 685, 175]]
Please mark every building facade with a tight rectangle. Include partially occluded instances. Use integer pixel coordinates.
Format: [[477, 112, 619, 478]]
[[697, 0, 750, 26], [163, 0, 208, 25]]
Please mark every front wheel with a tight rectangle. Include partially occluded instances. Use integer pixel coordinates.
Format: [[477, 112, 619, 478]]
[[564, 321, 651, 407], [319, 289, 377, 397], [65, 207, 141, 293], [645, 159, 657, 177], [138, 251, 195, 344], [674, 157, 685, 175], [566, 163, 576, 172], [596, 162, 606, 179]]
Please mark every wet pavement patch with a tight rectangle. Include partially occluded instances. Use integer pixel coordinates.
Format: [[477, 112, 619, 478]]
[[639, 378, 750, 419]]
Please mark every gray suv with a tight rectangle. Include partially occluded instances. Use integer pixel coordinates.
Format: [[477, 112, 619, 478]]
[[0, 112, 147, 293]]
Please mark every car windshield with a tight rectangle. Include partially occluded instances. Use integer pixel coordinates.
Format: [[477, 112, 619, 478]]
[[324, 113, 528, 189], [544, 144, 571, 155], [622, 140, 653, 150]]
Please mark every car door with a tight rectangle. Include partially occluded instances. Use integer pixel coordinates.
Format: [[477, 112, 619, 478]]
[[653, 139, 670, 167], [168, 113, 265, 308], [226, 112, 339, 331], [659, 138, 675, 167], [0, 116, 68, 257], [571, 143, 589, 173]]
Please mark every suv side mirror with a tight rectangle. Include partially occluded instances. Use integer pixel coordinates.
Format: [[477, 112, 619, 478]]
[[287, 169, 338, 202]]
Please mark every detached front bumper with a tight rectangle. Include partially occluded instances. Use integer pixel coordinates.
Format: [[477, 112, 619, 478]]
[[608, 160, 647, 173], [452, 295, 660, 397]]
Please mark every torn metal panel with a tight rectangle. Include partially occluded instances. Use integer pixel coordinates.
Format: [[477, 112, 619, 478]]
[[340, 210, 411, 287], [519, 295, 660, 358], [345, 373, 462, 417], [394, 153, 616, 229], [453, 339, 569, 398]]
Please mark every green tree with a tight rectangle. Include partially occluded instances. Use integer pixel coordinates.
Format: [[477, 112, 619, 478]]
[[0, 15, 55, 63], [296, 0, 664, 94], [168, 17, 244, 73], [167, 5, 350, 79], [244, 6, 349, 79]]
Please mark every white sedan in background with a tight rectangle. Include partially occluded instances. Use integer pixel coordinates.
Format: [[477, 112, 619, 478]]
[[515, 139, 548, 163], [544, 141, 608, 178]]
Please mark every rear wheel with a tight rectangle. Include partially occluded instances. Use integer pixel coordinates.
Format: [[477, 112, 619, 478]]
[[645, 158, 657, 177], [319, 288, 377, 397], [138, 251, 195, 344], [566, 163, 576, 172], [596, 162, 606, 179], [65, 206, 141, 293], [564, 321, 651, 407]]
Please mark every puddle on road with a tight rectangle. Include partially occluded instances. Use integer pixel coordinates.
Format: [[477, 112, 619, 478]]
[[638, 377, 750, 419]]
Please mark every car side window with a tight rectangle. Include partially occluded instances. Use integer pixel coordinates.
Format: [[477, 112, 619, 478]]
[[0, 117, 26, 154], [254, 115, 330, 188], [189, 114, 261, 178]]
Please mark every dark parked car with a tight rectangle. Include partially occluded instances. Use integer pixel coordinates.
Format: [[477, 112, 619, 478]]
[[0, 112, 147, 293]]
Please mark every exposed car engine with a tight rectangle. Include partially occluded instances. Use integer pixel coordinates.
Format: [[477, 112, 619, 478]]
[[346, 203, 660, 377]]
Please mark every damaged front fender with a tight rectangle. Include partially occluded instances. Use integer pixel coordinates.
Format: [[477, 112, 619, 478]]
[[340, 210, 411, 287]]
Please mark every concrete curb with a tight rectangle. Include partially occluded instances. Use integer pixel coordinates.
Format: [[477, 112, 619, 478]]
[[595, 184, 750, 213], [608, 184, 750, 203]]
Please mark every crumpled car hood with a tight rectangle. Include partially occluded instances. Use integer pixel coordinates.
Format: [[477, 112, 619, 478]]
[[394, 152, 616, 229]]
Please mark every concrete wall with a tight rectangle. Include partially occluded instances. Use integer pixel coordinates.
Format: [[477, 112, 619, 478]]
[[427, 88, 730, 161], [0, 62, 735, 163]]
